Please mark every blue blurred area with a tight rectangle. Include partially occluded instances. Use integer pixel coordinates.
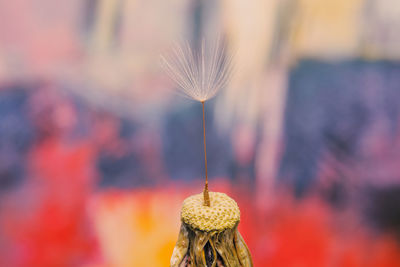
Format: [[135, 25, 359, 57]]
[[0, 86, 33, 190], [0, 84, 239, 190], [162, 100, 232, 181], [280, 59, 400, 195]]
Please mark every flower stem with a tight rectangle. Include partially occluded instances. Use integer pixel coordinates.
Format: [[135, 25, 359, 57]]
[[202, 101, 210, 207]]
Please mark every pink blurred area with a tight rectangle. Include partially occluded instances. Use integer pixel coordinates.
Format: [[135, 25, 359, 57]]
[[1, 0, 400, 266]]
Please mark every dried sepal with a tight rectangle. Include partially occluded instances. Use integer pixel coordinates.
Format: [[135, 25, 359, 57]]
[[234, 230, 253, 267], [171, 223, 253, 267], [171, 224, 190, 267]]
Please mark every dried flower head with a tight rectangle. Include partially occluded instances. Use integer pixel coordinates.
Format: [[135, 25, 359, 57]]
[[161, 40, 232, 102], [170, 192, 253, 267]]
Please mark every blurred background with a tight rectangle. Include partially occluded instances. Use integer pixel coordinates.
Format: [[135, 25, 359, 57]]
[[1, 0, 400, 266]]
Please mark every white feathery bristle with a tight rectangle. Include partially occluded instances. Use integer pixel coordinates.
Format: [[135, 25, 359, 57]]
[[161, 40, 232, 102]]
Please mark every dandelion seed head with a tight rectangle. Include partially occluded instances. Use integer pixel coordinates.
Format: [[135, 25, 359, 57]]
[[161, 40, 232, 102]]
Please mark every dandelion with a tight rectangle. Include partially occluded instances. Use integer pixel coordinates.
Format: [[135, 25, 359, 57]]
[[162, 41, 252, 267], [161, 40, 233, 207]]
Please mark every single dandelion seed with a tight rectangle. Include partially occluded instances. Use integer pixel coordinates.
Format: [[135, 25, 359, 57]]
[[161, 40, 233, 207]]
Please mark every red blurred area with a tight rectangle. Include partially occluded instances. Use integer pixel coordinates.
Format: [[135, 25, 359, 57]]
[[2, 174, 400, 266]]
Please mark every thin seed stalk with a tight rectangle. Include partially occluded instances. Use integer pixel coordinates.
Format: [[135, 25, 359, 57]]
[[202, 101, 210, 206]]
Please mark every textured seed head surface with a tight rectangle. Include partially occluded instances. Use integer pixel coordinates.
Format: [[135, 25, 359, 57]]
[[180, 192, 240, 231]]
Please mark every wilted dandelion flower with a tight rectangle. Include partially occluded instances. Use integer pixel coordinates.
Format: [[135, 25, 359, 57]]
[[161, 40, 232, 102]]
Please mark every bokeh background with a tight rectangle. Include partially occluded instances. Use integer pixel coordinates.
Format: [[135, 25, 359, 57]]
[[1, 0, 400, 266]]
